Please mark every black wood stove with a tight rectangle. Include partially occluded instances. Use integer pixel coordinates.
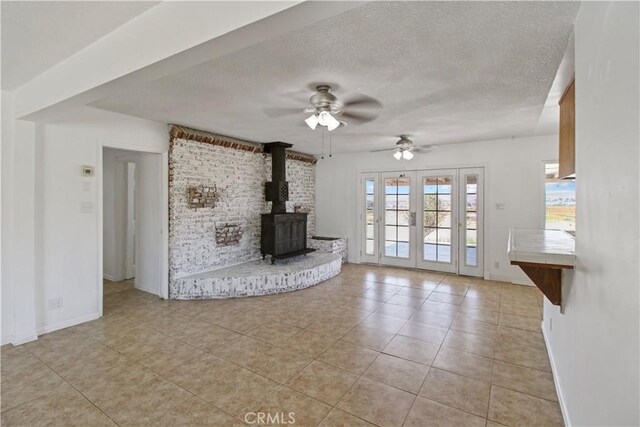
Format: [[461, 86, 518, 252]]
[[261, 142, 315, 264]]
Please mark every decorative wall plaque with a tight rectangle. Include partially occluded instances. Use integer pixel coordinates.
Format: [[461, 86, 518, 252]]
[[187, 185, 220, 209]]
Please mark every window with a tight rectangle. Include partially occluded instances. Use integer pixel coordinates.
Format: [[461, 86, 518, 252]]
[[545, 163, 576, 232], [365, 179, 375, 255]]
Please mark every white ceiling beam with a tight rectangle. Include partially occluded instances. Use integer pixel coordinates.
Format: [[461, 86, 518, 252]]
[[14, 1, 367, 121]]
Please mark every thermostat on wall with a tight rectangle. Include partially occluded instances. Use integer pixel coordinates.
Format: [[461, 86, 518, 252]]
[[81, 165, 95, 177]]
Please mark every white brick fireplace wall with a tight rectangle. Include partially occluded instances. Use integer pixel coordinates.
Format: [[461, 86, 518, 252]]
[[168, 128, 316, 292]]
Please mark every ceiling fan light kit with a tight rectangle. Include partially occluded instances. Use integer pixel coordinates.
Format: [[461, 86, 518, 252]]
[[305, 114, 319, 130]]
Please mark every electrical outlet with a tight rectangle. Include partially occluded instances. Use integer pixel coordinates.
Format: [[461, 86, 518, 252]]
[[494, 262, 500, 269], [48, 297, 63, 311]]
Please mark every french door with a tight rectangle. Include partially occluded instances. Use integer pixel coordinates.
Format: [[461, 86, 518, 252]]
[[359, 168, 484, 277]]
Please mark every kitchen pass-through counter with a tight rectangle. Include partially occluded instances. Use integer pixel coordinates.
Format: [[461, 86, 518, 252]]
[[508, 228, 575, 306]]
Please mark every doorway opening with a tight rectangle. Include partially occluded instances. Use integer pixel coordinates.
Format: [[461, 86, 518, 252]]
[[359, 168, 484, 277], [102, 147, 166, 314]]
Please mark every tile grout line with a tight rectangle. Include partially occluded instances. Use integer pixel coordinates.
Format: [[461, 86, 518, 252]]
[[29, 351, 123, 427]]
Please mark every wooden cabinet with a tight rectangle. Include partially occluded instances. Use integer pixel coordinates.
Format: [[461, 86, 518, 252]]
[[559, 79, 575, 178]]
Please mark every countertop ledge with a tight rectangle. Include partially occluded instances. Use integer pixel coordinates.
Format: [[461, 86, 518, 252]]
[[508, 228, 576, 267]]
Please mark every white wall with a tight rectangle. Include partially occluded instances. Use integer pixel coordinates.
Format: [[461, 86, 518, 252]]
[[2, 90, 38, 345], [543, 2, 640, 426], [315, 134, 557, 283], [22, 107, 167, 336], [1, 90, 15, 344]]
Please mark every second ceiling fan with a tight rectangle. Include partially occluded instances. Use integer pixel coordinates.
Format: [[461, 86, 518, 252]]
[[371, 135, 439, 160]]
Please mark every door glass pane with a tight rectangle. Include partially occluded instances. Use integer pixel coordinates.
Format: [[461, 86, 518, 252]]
[[422, 175, 453, 263], [437, 194, 451, 210], [424, 211, 436, 228], [467, 194, 477, 211], [437, 178, 452, 194], [366, 240, 374, 254], [424, 243, 437, 261], [384, 177, 411, 259], [424, 227, 437, 243], [437, 245, 451, 263], [366, 224, 374, 239], [466, 212, 477, 230], [425, 195, 437, 210], [385, 241, 396, 256], [397, 211, 410, 226], [465, 175, 478, 266], [385, 211, 397, 225], [437, 228, 451, 244], [438, 211, 451, 228], [397, 226, 410, 242], [365, 178, 375, 255]]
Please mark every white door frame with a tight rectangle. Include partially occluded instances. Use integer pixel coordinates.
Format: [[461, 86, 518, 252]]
[[97, 141, 169, 317]]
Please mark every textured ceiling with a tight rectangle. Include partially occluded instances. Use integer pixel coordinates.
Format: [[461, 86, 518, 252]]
[[1, 1, 159, 89], [91, 1, 580, 154]]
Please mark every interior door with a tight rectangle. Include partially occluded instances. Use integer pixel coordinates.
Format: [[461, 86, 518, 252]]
[[458, 168, 484, 277], [379, 172, 416, 268], [125, 162, 136, 280], [417, 170, 458, 273]]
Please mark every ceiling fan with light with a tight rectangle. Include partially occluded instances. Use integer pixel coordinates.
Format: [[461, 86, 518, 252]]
[[370, 135, 439, 160], [264, 84, 382, 131]]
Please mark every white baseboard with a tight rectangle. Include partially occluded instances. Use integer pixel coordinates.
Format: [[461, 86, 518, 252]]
[[36, 312, 100, 336], [135, 283, 160, 297], [488, 273, 534, 286], [541, 322, 571, 427], [1, 336, 11, 346], [12, 333, 38, 346], [103, 273, 117, 282]]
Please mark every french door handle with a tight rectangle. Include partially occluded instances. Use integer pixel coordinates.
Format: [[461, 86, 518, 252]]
[[410, 212, 416, 226]]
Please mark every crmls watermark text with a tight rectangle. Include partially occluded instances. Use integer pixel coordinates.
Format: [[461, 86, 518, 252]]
[[245, 412, 296, 425]]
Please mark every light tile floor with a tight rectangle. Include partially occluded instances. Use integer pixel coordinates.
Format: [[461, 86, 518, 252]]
[[1, 264, 564, 426]]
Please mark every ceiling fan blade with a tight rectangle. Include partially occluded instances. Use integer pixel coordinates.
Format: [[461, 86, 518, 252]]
[[339, 111, 379, 124], [342, 94, 383, 109], [413, 144, 439, 151], [370, 147, 398, 153], [263, 107, 306, 118]]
